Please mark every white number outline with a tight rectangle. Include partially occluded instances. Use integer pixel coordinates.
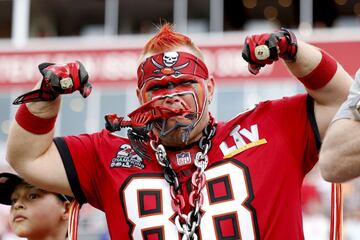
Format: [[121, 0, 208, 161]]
[[120, 160, 260, 239]]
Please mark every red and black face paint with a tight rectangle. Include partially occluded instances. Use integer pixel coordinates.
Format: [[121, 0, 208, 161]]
[[134, 52, 210, 143], [137, 51, 209, 89], [104, 52, 210, 158]]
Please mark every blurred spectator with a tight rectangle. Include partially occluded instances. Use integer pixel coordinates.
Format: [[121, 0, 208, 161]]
[[344, 209, 360, 240], [302, 180, 329, 240], [343, 179, 360, 240]]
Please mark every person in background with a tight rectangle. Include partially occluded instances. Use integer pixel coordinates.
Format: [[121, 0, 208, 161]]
[[0, 172, 72, 240], [6, 23, 352, 239], [319, 69, 360, 240], [301, 182, 329, 240], [320, 69, 360, 183]]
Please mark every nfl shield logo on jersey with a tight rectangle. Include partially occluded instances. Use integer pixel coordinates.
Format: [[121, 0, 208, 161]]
[[176, 152, 191, 166]]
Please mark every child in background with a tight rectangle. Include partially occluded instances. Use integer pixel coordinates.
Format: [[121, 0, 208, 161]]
[[0, 172, 72, 240]]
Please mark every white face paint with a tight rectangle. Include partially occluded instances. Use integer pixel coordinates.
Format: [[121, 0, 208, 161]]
[[163, 52, 179, 67]]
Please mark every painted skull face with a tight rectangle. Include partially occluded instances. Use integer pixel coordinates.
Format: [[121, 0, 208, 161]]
[[136, 51, 210, 141], [163, 52, 179, 67]]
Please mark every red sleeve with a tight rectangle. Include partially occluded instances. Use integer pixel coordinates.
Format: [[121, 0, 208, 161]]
[[54, 131, 104, 208], [261, 94, 320, 174]]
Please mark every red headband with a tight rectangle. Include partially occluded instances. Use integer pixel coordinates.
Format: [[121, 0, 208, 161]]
[[137, 51, 209, 89]]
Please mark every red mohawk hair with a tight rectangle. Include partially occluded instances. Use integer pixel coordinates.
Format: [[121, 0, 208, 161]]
[[142, 23, 203, 59]]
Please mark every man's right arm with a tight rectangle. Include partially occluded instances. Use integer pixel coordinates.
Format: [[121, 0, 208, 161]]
[[6, 98, 74, 196], [6, 61, 92, 196]]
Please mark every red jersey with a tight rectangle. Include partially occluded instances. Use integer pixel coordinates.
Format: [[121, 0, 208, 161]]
[[54, 94, 319, 240]]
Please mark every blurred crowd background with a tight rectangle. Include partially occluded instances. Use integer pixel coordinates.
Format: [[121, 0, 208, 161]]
[[0, 0, 360, 239]]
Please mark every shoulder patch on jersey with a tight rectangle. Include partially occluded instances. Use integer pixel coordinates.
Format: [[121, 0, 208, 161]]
[[110, 144, 145, 169]]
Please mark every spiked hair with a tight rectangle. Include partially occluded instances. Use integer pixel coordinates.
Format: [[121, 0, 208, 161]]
[[140, 23, 204, 60]]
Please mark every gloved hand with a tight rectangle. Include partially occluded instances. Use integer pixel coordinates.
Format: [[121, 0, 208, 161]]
[[242, 28, 298, 75], [13, 61, 92, 104]]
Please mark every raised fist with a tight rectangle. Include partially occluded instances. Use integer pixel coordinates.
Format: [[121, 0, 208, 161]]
[[13, 61, 92, 105], [242, 28, 298, 75]]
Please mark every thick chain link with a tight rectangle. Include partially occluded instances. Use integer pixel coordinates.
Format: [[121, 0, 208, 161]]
[[150, 123, 216, 240]]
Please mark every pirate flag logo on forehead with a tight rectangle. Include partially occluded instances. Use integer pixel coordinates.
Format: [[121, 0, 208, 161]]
[[137, 51, 209, 89], [163, 52, 179, 67], [151, 52, 190, 76]]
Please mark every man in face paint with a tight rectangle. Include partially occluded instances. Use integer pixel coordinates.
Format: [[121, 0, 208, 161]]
[[6, 23, 353, 239], [136, 50, 214, 147]]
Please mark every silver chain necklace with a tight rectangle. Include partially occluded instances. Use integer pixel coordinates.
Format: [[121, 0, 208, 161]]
[[150, 124, 216, 240]]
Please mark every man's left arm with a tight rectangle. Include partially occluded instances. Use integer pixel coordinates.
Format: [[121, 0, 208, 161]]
[[284, 40, 352, 139], [242, 29, 352, 139]]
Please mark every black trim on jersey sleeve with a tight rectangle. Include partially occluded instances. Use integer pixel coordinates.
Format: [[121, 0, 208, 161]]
[[53, 137, 87, 204], [306, 95, 321, 150]]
